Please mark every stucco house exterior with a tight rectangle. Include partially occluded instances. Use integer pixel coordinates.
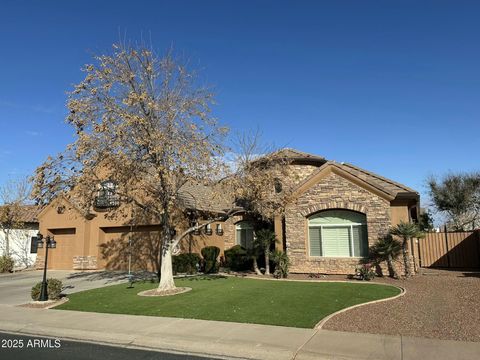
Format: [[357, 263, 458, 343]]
[[36, 149, 419, 275], [0, 205, 40, 269]]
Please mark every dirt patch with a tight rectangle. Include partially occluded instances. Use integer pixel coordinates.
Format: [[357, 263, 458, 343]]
[[18, 297, 69, 309], [322, 268, 480, 341]]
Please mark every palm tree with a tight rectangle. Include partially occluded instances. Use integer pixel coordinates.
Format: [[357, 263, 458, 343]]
[[389, 221, 424, 277], [254, 229, 277, 275], [370, 235, 402, 279], [246, 244, 263, 275]]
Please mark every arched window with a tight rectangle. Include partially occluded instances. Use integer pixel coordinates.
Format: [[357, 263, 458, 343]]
[[308, 210, 368, 258], [236, 221, 254, 249]]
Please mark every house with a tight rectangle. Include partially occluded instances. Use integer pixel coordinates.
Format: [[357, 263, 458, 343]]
[[36, 149, 419, 274], [0, 205, 41, 269]]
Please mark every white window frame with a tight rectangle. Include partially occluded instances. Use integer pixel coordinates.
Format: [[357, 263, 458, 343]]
[[309, 222, 367, 258]]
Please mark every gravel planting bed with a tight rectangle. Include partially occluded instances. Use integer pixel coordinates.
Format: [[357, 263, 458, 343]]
[[321, 269, 480, 341]]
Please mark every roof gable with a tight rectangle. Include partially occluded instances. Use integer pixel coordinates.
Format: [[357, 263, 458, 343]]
[[290, 162, 401, 202]]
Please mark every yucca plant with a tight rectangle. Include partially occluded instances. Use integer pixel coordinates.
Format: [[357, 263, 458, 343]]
[[370, 235, 402, 279], [271, 250, 290, 278], [389, 221, 424, 277]]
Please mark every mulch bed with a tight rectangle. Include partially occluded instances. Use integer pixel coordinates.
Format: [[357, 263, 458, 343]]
[[18, 297, 69, 309], [320, 269, 480, 342], [137, 287, 192, 297]]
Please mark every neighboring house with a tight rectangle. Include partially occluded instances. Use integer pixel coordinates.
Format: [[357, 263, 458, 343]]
[[0, 205, 40, 269], [36, 149, 419, 274]]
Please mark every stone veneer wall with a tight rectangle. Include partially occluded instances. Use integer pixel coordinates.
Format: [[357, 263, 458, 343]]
[[285, 172, 392, 275], [34, 255, 44, 269]]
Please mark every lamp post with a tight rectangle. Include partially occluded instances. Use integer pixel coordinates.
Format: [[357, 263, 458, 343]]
[[36, 233, 57, 301]]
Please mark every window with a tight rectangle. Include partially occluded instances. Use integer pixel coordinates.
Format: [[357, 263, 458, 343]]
[[216, 224, 224, 236], [95, 180, 119, 208], [30, 236, 38, 254], [236, 221, 254, 249], [308, 210, 368, 257]]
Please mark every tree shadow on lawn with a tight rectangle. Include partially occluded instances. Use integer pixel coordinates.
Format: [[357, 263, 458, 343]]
[[66, 270, 157, 283], [183, 274, 227, 281]]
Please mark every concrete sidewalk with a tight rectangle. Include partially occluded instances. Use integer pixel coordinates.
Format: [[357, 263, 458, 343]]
[[0, 305, 478, 360]]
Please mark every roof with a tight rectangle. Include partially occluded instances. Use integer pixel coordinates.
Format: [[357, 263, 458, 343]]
[[254, 148, 326, 165], [292, 159, 418, 200], [337, 162, 417, 197], [0, 204, 41, 223], [177, 182, 233, 214], [256, 147, 417, 200], [272, 148, 326, 161]]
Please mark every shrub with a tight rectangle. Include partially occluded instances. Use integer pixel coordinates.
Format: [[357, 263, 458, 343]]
[[172, 253, 201, 275], [271, 250, 290, 278], [224, 245, 251, 271], [355, 264, 376, 281], [201, 246, 220, 274], [0, 255, 14, 273], [31, 278, 63, 301]]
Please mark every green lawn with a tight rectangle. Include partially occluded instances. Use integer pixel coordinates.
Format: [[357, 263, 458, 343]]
[[56, 276, 400, 328]]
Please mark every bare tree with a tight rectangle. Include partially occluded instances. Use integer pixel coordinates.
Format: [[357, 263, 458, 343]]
[[33, 43, 290, 293], [11, 231, 35, 269], [428, 172, 480, 231], [0, 178, 30, 257]]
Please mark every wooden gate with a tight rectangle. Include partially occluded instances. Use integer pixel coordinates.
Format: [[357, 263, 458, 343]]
[[418, 230, 480, 269]]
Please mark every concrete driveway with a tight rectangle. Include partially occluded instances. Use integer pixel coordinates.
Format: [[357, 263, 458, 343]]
[[0, 270, 140, 306]]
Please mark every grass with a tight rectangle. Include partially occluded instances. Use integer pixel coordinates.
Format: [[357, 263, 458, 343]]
[[56, 276, 401, 328]]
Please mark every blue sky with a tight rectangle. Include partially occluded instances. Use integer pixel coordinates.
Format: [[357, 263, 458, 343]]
[[0, 1, 479, 206]]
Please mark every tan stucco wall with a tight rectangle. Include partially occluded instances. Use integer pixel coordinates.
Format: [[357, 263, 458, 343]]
[[391, 202, 411, 226], [37, 197, 240, 270]]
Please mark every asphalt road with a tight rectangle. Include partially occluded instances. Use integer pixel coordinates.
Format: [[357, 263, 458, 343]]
[[0, 332, 223, 360]]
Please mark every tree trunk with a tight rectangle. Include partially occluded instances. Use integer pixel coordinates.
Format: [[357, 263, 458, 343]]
[[387, 254, 399, 279], [402, 238, 411, 278], [157, 246, 176, 291], [252, 257, 262, 275], [5, 230, 10, 256], [264, 252, 270, 275]]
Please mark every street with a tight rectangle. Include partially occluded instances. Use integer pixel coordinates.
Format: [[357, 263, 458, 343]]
[[0, 332, 224, 360]]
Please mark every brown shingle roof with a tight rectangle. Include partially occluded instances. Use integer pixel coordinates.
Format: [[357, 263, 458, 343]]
[[0, 204, 41, 223], [272, 148, 326, 161], [294, 159, 418, 199], [338, 162, 417, 197], [177, 182, 233, 214], [253, 148, 326, 165]]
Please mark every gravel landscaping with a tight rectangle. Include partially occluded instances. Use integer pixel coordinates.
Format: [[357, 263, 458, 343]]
[[321, 269, 480, 342]]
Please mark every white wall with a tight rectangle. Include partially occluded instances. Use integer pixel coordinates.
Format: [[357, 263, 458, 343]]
[[0, 228, 38, 270]]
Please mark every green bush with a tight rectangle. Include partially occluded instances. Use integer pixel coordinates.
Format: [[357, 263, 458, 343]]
[[355, 264, 376, 281], [0, 255, 14, 273], [172, 253, 201, 275], [31, 278, 63, 301], [272, 250, 290, 278], [224, 245, 252, 271], [201, 246, 220, 274]]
